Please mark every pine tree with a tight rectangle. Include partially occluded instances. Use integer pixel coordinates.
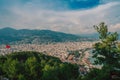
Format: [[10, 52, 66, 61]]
[[93, 22, 120, 79]]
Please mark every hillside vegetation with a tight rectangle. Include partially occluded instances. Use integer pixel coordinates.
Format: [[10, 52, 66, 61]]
[[0, 27, 82, 44], [0, 51, 79, 80]]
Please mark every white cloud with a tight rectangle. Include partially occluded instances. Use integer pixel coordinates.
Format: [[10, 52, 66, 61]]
[[0, 1, 120, 34], [109, 24, 120, 32]]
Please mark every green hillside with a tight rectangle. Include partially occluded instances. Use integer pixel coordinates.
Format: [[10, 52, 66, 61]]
[[0, 27, 82, 44]]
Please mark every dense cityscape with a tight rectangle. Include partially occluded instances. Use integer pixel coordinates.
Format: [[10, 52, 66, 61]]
[[0, 42, 94, 67]]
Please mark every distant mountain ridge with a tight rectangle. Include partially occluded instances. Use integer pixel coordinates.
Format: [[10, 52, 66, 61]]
[[0, 27, 84, 44]]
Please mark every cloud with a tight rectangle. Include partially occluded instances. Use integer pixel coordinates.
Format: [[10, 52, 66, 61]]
[[109, 24, 120, 32], [0, 0, 120, 34]]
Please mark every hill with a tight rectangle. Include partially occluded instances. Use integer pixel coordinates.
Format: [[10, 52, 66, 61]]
[[0, 27, 83, 44]]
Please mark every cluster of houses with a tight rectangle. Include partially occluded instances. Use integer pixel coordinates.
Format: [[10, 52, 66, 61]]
[[0, 42, 95, 74]]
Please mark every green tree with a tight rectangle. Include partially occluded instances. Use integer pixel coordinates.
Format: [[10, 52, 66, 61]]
[[92, 22, 120, 79], [42, 64, 59, 80], [18, 74, 26, 80], [82, 22, 120, 80], [0, 51, 80, 80], [82, 67, 111, 80], [3, 58, 19, 80], [25, 57, 41, 80]]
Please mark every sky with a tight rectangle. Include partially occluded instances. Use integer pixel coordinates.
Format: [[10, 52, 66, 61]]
[[0, 0, 120, 34]]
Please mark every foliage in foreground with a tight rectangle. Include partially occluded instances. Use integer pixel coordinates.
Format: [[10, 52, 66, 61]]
[[0, 51, 79, 80], [83, 22, 120, 80]]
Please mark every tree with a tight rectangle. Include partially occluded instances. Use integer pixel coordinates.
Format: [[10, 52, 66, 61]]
[[2, 58, 20, 80], [25, 57, 41, 80], [0, 51, 80, 80], [92, 22, 120, 79]]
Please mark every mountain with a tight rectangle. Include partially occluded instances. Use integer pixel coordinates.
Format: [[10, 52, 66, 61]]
[[0, 27, 84, 44]]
